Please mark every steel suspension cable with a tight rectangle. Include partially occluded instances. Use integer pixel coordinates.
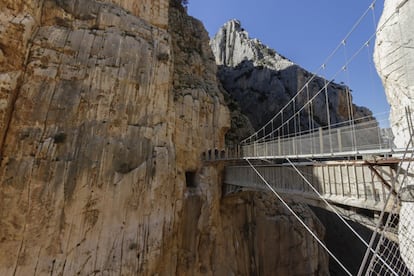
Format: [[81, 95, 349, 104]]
[[245, 158, 353, 276], [285, 158, 399, 276], [342, 39, 357, 152], [240, 0, 379, 145], [323, 77, 333, 153], [258, 8, 400, 145], [358, 107, 414, 275]]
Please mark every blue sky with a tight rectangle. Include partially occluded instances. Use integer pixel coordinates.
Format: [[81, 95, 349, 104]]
[[188, 0, 389, 125]]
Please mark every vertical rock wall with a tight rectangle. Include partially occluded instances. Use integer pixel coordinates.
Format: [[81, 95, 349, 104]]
[[0, 0, 41, 156], [169, 7, 328, 275], [211, 20, 374, 131], [374, 0, 414, 148], [374, 0, 414, 273], [106, 0, 169, 28], [169, 5, 230, 168], [0, 0, 328, 275], [0, 0, 183, 274]]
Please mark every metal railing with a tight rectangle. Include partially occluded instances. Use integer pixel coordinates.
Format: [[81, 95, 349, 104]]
[[223, 162, 398, 213], [241, 120, 395, 159]]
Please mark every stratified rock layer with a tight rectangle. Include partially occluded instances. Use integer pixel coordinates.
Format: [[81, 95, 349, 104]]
[[212, 20, 373, 130]]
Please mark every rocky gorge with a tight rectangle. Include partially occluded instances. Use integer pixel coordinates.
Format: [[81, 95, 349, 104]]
[[0, 0, 412, 275], [0, 0, 328, 274], [211, 19, 374, 134]]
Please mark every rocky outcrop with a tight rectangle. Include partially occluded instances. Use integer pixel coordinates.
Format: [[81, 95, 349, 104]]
[[374, 0, 414, 148], [0, 0, 328, 275], [211, 20, 374, 131], [169, 4, 230, 164], [0, 0, 181, 274], [374, 0, 414, 273], [0, 0, 229, 274], [217, 192, 329, 275]]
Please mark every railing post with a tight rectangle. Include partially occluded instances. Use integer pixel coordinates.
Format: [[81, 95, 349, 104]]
[[319, 127, 324, 154], [337, 128, 342, 152], [292, 137, 296, 155], [376, 125, 382, 150], [278, 137, 281, 156], [253, 141, 257, 156]]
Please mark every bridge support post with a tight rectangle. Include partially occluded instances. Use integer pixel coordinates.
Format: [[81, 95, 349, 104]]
[[292, 137, 296, 155], [278, 137, 281, 155], [337, 128, 342, 152], [253, 142, 257, 157], [319, 127, 324, 154]]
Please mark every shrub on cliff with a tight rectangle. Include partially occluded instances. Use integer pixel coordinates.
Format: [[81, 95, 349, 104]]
[[171, 0, 188, 11]]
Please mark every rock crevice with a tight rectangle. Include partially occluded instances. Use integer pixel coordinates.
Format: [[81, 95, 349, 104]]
[[0, 1, 330, 275]]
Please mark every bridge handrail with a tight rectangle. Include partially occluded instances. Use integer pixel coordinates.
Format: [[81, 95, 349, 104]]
[[241, 119, 394, 158]]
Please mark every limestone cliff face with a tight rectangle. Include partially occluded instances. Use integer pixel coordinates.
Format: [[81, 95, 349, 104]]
[[374, 0, 414, 272], [214, 192, 329, 275], [169, 4, 230, 167], [0, 0, 181, 274], [0, 0, 328, 275], [212, 20, 373, 130], [374, 0, 414, 148]]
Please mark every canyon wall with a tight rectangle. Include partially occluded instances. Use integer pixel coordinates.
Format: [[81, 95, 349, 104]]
[[0, 0, 180, 274], [211, 20, 374, 131], [0, 0, 328, 275], [0, 0, 228, 274], [374, 0, 414, 148], [374, 0, 414, 273]]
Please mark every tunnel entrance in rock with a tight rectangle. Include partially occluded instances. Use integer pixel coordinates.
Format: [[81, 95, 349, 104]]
[[185, 171, 197, 188]]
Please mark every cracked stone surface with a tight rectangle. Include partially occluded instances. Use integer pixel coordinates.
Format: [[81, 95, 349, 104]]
[[0, 0, 329, 275], [375, 0, 414, 273]]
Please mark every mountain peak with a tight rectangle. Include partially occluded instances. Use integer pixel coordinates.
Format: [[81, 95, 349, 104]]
[[210, 19, 293, 70]]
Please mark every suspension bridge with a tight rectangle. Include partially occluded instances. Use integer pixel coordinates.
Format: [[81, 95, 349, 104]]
[[205, 1, 414, 275]]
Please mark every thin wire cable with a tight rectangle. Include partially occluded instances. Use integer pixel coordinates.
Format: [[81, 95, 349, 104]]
[[323, 78, 333, 153], [241, 0, 378, 144], [342, 38, 357, 151], [365, 147, 414, 275], [270, 39, 380, 140], [255, 10, 398, 145], [241, 1, 378, 144], [245, 158, 353, 276], [241, 0, 400, 146], [358, 109, 414, 275], [285, 157, 399, 276], [306, 84, 312, 131]]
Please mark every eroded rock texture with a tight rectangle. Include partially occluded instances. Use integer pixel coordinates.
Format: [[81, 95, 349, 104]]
[[375, 0, 414, 272], [0, 0, 182, 274], [212, 20, 374, 130], [0, 0, 328, 275], [374, 0, 414, 148]]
